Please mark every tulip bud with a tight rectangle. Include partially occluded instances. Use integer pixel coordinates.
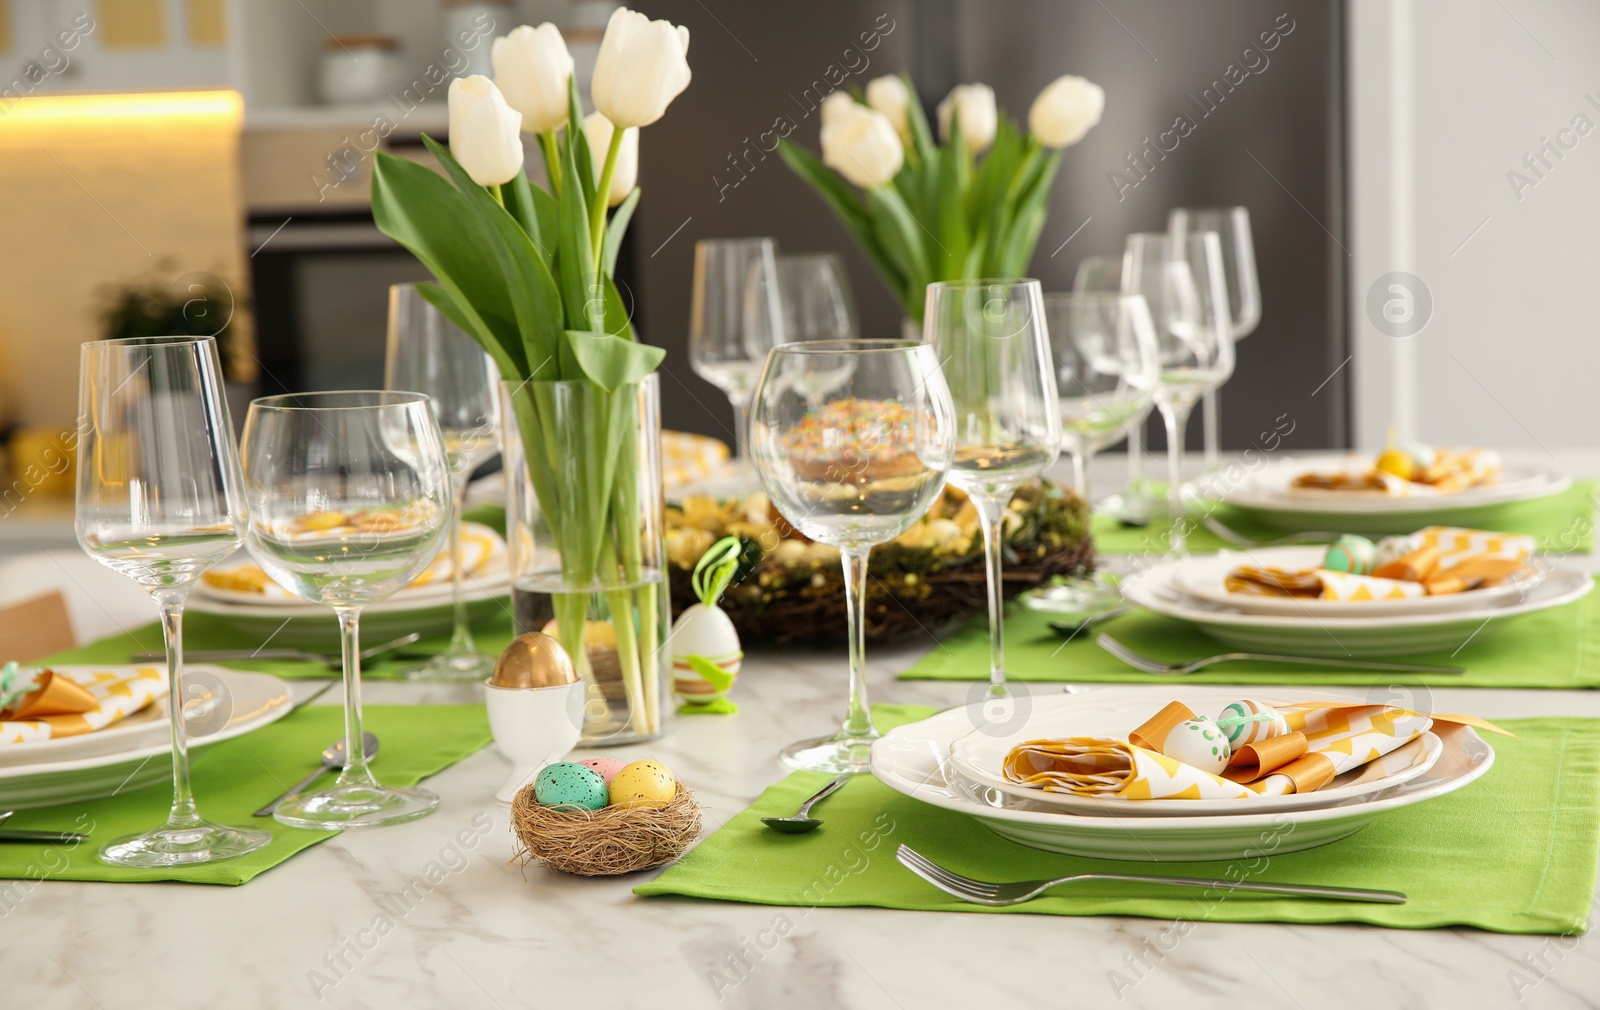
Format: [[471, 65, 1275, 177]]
[[591, 7, 692, 130], [584, 111, 638, 207], [1028, 75, 1105, 149], [820, 90, 858, 129], [936, 83, 997, 154], [448, 75, 525, 187], [821, 101, 904, 189], [492, 24, 574, 135], [865, 75, 912, 141]]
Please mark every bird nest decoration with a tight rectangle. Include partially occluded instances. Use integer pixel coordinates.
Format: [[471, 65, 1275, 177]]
[[511, 781, 701, 876], [666, 479, 1094, 645]]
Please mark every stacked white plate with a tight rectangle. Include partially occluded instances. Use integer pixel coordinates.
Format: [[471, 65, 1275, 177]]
[[1120, 546, 1592, 657], [871, 687, 1495, 861], [0, 666, 293, 810], [189, 531, 512, 648], [1221, 453, 1571, 534]]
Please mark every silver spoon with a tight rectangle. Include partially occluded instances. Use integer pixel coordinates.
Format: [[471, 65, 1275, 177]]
[[253, 732, 380, 817], [1047, 604, 1133, 638], [761, 774, 851, 834]]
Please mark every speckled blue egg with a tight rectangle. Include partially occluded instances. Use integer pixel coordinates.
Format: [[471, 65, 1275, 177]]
[[533, 762, 608, 811]]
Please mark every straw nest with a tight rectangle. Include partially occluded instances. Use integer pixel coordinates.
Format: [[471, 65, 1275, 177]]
[[510, 780, 701, 876]]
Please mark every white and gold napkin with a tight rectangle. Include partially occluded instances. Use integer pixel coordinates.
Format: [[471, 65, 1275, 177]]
[[0, 665, 166, 744]]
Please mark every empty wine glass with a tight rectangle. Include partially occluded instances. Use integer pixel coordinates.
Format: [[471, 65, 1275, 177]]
[[1042, 293, 1160, 503], [77, 335, 269, 867], [385, 284, 501, 682], [775, 252, 857, 342], [924, 279, 1061, 696], [240, 391, 452, 829], [1167, 207, 1261, 478], [751, 340, 954, 772], [1074, 253, 1153, 525], [690, 237, 784, 465], [1123, 232, 1235, 553]]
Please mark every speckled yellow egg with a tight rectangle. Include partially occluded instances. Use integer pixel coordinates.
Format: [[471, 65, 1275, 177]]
[[608, 759, 677, 809]]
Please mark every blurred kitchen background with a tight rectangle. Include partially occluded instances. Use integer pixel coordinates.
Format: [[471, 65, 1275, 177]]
[[1, 0, 1595, 549]]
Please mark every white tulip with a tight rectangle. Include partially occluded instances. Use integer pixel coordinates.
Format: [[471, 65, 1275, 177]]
[[936, 83, 997, 154], [820, 90, 858, 129], [448, 75, 525, 187], [492, 24, 574, 135], [821, 101, 904, 189], [1029, 75, 1105, 149], [591, 7, 692, 130], [584, 111, 638, 207], [865, 75, 912, 141]]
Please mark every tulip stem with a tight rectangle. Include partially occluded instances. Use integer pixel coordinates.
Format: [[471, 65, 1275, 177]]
[[590, 126, 626, 270], [488, 183, 504, 207], [539, 131, 563, 197]]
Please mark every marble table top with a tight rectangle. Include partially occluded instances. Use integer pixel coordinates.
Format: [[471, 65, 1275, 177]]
[[5, 453, 1600, 1009]]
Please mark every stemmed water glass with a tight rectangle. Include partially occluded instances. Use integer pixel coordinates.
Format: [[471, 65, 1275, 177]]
[[1122, 232, 1235, 553], [1167, 207, 1261, 479], [923, 279, 1060, 696], [385, 284, 501, 681], [689, 237, 784, 465], [775, 252, 857, 343], [1042, 293, 1160, 503], [240, 391, 452, 828], [76, 336, 270, 867], [750, 340, 954, 772], [1074, 254, 1153, 524]]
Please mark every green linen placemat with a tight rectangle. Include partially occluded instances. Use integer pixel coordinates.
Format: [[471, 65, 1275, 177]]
[[44, 613, 520, 682], [1092, 480, 1598, 555], [636, 706, 1600, 934], [899, 582, 1600, 688], [0, 704, 491, 886]]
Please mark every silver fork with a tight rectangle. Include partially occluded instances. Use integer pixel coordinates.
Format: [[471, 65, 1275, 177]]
[[1095, 634, 1464, 676], [1203, 516, 1343, 548], [895, 845, 1406, 906]]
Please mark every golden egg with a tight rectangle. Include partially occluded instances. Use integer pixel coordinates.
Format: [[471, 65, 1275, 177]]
[[490, 632, 578, 689]]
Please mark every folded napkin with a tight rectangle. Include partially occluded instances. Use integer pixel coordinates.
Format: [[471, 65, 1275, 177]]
[[0, 663, 165, 743], [202, 521, 503, 598], [1002, 700, 1509, 801], [1291, 447, 1501, 496], [662, 430, 733, 491]]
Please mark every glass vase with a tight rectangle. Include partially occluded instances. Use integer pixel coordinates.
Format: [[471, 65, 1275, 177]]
[[500, 374, 668, 745]]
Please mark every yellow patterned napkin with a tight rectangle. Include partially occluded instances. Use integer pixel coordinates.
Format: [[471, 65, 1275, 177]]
[[1226, 566, 1425, 601], [0, 666, 166, 744], [1291, 448, 1501, 496], [662, 431, 733, 491], [203, 521, 503, 599]]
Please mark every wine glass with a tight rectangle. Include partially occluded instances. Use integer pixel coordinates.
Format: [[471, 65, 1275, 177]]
[[689, 237, 784, 465], [775, 252, 857, 342], [385, 284, 501, 682], [750, 340, 954, 772], [1122, 232, 1235, 553], [1074, 254, 1153, 525], [240, 391, 452, 829], [923, 279, 1061, 696], [1167, 207, 1261, 479], [1041, 293, 1160, 503], [76, 336, 270, 867]]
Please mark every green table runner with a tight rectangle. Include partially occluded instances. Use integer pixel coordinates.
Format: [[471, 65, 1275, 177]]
[[637, 706, 1600, 934], [899, 582, 1600, 688], [0, 704, 491, 885], [1092, 480, 1598, 555]]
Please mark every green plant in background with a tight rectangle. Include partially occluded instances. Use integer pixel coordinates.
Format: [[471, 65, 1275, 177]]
[[370, 10, 689, 737], [96, 261, 243, 376], [780, 73, 1105, 324]]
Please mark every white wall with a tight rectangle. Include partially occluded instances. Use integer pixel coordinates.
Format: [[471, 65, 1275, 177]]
[[1350, 0, 1600, 451]]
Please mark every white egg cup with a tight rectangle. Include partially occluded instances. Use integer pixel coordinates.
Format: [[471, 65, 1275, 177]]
[[484, 680, 586, 803]]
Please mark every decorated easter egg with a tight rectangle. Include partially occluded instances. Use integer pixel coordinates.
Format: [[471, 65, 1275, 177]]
[[533, 762, 608, 811], [1401, 441, 1436, 470], [1216, 700, 1291, 747], [1161, 717, 1230, 775], [671, 603, 743, 705], [579, 758, 627, 784], [1374, 534, 1421, 569], [608, 759, 678, 809], [1322, 534, 1376, 575], [1374, 448, 1415, 481]]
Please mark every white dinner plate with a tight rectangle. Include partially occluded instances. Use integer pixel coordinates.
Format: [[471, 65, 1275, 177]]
[[948, 720, 1442, 818], [871, 688, 1495, 861], [0, 667, 293, 809], [1221, 453, 1571, 533], [1121, 557, 1592, 657], [1170, 546, 1537, 618], [188, 572, 512, 648]]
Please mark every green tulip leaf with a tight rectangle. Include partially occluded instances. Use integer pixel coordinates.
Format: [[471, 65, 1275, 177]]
[[565, 329, 664, 391]]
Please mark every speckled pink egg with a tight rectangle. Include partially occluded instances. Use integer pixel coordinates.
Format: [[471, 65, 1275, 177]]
[[580, 758, 627, 784]]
